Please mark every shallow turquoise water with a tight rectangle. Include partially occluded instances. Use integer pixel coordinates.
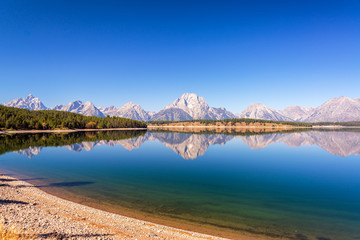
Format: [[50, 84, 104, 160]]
[[0, 130, 359, 240]]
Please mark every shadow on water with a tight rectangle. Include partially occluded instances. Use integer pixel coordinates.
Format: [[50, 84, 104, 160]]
[[47, 181, 95, 187], [317, 237, 333, 240], [0, 199, 29, 205], [0, 179, 95, 189], [0, 178, 18, 182], [20, 177, 47, 181], [0, 183, 11, 187]]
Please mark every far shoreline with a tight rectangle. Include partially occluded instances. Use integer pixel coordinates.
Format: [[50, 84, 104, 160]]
[[148, 125, 311, 129], [0, 127, 147, 135], [148, 125, 360, 129], [2, 125, 359, 135]]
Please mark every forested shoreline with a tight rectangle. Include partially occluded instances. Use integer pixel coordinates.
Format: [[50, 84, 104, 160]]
[[0, 105, 147, 130]]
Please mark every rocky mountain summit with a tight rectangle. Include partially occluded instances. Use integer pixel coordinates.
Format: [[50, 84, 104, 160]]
[[153, 93, 235, 121], [3, 94, 47, 110]]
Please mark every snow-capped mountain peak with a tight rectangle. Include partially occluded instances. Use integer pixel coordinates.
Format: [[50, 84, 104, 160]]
[[122, 102, 138, 109], [280, 105, 314, 121], [239, 103, 292, 121], [52, 100, 104, 117], [160, 93, 234, 120], [304, 96, 360, 122], [3, 94, 47, 110], [164, 93, 210, 119], [100, 102, 150, 121]]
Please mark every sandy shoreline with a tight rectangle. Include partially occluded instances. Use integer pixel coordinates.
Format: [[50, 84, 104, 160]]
[[0, 128, 147, 135], [0, 173, 264, 240]]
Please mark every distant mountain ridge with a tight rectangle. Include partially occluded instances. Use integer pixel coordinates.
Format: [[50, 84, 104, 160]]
[[280, 106, 314, 122], [52, 100, 105, 117], [303, 96, 360, 122], [2, 94, 360, 122], [238, 103, 292, 122], [98, 102, 151, 121]]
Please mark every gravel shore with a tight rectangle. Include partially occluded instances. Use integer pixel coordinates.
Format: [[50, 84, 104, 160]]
[[0, 174, 234, 240]]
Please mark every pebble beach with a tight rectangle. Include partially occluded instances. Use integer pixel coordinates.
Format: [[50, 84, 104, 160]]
[[0, 174, 234, 240]]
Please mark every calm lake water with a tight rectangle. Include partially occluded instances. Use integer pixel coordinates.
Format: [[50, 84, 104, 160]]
[[0, 130, 359, 240]]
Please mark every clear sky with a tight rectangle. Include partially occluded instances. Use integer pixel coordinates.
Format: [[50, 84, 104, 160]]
[[1, 0, 359, 113]]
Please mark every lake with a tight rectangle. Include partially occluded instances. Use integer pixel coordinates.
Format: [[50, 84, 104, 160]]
[[0, 129, 359, 240]]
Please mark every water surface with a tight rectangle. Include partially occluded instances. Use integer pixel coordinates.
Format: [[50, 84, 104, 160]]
[[0, 129, 359, 240]]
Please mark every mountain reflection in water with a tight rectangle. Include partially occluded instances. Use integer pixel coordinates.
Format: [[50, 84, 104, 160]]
[[2, 129, 360, 159]]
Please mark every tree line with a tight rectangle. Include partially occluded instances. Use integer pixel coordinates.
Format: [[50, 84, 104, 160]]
[[314, 121, 360, 126], [0, 105, 147, 130]]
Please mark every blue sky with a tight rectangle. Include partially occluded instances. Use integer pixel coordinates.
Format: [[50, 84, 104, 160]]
[[1, 0, 359, 112]]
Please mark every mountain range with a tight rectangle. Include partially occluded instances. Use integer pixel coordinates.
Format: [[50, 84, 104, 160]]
[[3, 94, 360, 122]]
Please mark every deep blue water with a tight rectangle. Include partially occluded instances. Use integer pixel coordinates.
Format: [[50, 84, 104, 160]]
[[0, 130, 359, 240]]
